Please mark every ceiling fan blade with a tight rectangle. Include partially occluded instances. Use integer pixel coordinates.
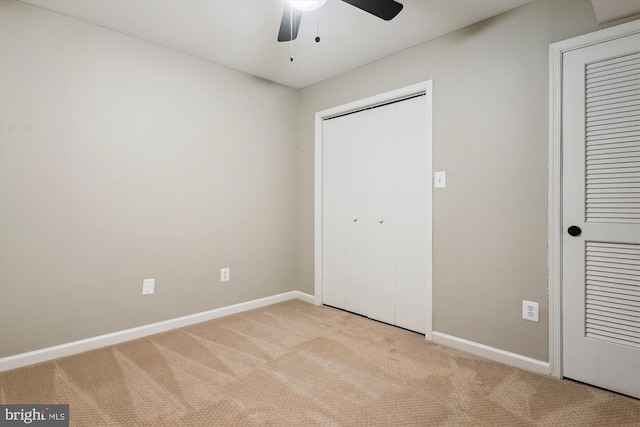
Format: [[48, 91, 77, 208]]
[[341, 0, 403, 21], [277, 4, 303, 42]]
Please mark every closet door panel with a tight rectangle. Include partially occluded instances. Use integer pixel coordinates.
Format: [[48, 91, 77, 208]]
[[344, 112, 369, 316], [322, 117, 347, 309], [366, 107, 396, 325], [394, 97, 429, 333]]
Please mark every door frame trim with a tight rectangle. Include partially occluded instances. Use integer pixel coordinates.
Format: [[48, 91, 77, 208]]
[[548, 19, 640, 379], [314, 80, 434, 339]]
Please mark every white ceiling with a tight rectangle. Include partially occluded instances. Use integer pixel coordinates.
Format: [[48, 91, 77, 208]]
[[19, 0, 541, 88], [14, 0, 640, 89]]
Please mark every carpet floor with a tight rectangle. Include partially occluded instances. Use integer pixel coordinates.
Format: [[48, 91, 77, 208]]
[[1, 299, 639, 426]]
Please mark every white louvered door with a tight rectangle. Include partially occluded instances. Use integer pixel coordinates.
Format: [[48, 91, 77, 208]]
[[562, 31, 640, 399]]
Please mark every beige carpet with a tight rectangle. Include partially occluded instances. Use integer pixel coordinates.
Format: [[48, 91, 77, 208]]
[[1, 299, 638, 426]]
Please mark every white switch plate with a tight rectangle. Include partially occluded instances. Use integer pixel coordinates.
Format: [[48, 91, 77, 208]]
[[221, 268, 230, 282], [522, 300, 539, 322], [142, 278, 155, 295], [434, 171, 446, 188]]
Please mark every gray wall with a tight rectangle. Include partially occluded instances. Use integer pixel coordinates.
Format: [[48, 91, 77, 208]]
[[297, 0, 598, 361], [0, 0, 299, 357]]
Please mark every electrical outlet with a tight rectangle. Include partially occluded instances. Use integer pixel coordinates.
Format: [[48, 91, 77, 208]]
[[142, 278, 155, 295], [221, 268, 230, 282], [522, 300, 539, 322]]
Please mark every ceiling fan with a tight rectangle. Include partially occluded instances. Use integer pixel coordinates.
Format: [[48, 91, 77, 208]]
[[277, 0, 404, 42]]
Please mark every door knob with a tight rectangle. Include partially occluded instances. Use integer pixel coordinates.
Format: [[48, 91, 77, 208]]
[[567, 225, 582, 236], [379, 219, 384, 224], [353, 217, 358, 222]]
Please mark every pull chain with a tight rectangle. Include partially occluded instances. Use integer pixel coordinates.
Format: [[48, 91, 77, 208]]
[[290, 3, 294, 61], [290, 39, 294, 62]]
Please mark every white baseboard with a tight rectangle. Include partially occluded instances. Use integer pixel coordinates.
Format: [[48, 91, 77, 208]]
[[0, 290, 314, 372], [293, 290, 315, 304], [432, 331, 550, 376]]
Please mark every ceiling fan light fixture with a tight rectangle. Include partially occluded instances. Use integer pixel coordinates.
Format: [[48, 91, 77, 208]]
[[289, 0, 327, 12]]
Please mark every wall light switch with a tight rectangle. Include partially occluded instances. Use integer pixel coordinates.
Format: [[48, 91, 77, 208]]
[[142, 278, 155, 295], [434, 171, 446, 188]]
